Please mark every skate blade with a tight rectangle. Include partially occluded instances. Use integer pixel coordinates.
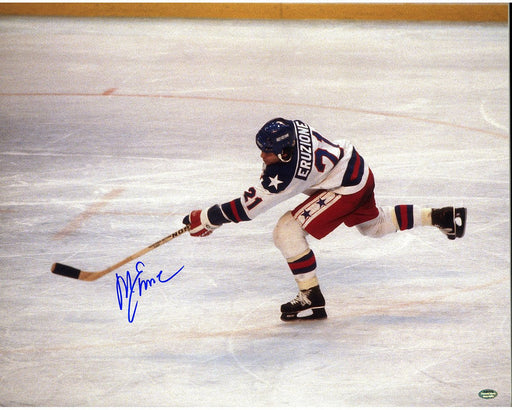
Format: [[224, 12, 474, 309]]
[[455, 207, 466, 238], [448, 207, 467, 240], [280, 307, 327, 322]]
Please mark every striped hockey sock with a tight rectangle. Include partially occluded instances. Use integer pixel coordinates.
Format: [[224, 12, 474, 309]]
[[287, 249, 319, 290], [393, 205, 431, 231]]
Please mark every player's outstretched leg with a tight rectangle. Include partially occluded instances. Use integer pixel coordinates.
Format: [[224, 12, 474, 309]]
[[432, 207, 467, 240], [280, 285, 327, 321], [356, 205, 467, 240]]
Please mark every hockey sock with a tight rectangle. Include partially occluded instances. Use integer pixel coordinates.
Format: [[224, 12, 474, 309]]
[[392, 205, 432, 231], [287, 249, 319, 290], [421, 208, 433, 226]]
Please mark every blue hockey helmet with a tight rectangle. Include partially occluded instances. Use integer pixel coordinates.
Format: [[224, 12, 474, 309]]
[[255, 118, 295, 157]]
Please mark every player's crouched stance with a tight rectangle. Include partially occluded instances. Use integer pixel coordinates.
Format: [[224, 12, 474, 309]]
[[183, 118, 467, 322]]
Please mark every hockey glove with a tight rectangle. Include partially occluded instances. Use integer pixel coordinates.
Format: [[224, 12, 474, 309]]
[[183, 209, 220, 237]]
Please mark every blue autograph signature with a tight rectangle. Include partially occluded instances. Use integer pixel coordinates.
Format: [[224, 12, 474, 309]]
[[115, 261, 184, 323]]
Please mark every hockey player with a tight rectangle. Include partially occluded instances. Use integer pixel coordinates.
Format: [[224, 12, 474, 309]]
[[183, 118, 466, 321]]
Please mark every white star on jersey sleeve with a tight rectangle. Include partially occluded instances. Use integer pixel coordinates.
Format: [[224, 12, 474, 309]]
[[268, 174, 283, 190]]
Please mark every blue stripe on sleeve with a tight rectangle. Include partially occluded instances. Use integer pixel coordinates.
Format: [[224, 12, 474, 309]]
[[341, 148, 365, 187], [220, 198, 251, 223]]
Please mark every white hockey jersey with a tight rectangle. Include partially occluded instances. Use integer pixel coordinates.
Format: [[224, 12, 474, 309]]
[[207, 119, 370, 225]]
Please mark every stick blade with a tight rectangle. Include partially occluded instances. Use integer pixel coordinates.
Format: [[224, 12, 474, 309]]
[[51, 262, 82, 279]]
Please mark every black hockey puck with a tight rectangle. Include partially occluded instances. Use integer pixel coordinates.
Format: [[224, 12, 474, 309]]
[[51, 262, 81, 279]]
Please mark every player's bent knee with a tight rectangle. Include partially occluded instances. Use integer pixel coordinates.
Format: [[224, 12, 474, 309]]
[[357, 221, 387, 238], [356, 207, 397, 238], [273, 211, 309, 259]]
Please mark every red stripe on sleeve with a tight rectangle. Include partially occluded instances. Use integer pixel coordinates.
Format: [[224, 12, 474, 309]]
[[230, 200, 241, 222]]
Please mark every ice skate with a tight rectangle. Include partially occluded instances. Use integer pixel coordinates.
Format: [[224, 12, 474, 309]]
[[432, 207, 467, 240], [280, 285, 327, 321]]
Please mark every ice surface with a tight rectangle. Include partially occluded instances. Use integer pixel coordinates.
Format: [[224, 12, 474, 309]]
[[0, 16, 509, 406]]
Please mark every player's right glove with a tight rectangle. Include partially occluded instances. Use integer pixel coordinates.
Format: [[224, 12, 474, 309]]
[[182, 209, 220, 237]]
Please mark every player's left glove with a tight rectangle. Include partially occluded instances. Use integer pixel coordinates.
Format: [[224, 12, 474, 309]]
[[182, 209, 220, 237]]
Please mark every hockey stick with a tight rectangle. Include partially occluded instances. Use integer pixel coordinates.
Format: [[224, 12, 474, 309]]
[[51, 225, 190, 281]]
